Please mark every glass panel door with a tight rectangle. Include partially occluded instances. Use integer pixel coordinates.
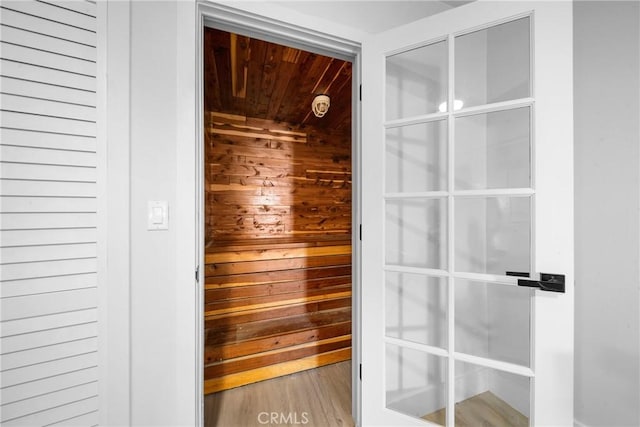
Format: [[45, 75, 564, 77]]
[[382, 14, 534, 426], [361, 2, 574, 425]]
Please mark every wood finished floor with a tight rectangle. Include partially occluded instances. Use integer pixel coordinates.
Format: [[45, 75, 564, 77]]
[[205, 361, 354, 427], [422, 391, 529, 427]]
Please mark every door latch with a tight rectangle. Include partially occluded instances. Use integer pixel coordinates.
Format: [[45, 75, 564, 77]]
[[506, 272, 565, 293]]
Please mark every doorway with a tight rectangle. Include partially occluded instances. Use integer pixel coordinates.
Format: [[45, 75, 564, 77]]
[[201, 25, 356, 426]]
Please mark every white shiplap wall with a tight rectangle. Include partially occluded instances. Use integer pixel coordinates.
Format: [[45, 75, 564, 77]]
[[0, 1, 99, 425]]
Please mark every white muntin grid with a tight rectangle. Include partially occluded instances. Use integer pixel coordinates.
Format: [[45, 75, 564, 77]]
[[381, 12, 536, 426]]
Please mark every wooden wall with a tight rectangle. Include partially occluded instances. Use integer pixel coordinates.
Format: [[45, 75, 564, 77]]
[[204, 112, 352, 244], [204, 112, 352, 394], [203, 239, 352, 394]]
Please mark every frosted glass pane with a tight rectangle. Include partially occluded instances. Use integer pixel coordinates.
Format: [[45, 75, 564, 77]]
[[455, 197, 530, 275], [386, 41, 447, 120], [455, 17, 530, 108], [455, 361, 530, 426], [386, 198, 447, 269], [455, 280, 530, 366], [455, 108, 530, 190], [386, 121, 447, 192], [386, 273, 447, 348], [386, 344, 447, 424]]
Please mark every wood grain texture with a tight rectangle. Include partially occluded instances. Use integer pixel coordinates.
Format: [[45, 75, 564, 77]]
[[204, 360, 354, 427], [204, 27, 352, 133], [204, 28, 353, 396], [422, 391, 529, 427], [204, 113, 352, 244], [204, 241, 352, 393], [204, 348, 351, 394]]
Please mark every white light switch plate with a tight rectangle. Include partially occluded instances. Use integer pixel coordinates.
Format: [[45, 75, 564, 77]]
[[148, 201, 169, 230]]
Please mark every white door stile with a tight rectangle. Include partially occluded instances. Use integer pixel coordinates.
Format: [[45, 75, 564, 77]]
[[363, 1, 573, 425], [0, 1, 101, 425]]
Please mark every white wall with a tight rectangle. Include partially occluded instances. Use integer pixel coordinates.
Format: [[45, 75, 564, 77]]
[[130, 1, 178, 424], [574, 2, 640, 426]]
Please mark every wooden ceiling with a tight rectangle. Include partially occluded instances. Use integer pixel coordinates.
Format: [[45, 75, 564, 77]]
[[204, 27, 352, 133]]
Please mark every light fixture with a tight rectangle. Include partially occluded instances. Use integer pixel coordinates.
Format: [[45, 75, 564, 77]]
[[438, 99, 464, 113], [312, 94, 330, 118]]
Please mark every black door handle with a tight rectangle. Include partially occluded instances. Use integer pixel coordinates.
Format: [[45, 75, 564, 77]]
[[506, 271, 565, 293]]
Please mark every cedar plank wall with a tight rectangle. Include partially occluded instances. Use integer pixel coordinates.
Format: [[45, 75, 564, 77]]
[[204, 112, 352, 394]]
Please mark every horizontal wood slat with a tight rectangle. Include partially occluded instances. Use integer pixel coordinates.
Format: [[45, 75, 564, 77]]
[[205, 320, 351, 363], [204, 289, 351, 317], [205, 300, 352, 333], [206, 254, 351, 277], [204, 348, 351, 394], [205, 276, 350, 301], [204, 239, 352, 393], [205, 264, 351, 288], [205, 115, 351, 242], [205, 244, 351, 264], [206, 308, 351, 347], [204, 335, 351, 379]]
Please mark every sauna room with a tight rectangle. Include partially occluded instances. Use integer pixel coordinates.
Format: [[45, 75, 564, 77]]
[[202, 27, 353, 424]]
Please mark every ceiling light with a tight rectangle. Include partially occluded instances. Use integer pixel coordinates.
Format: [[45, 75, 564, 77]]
[[312, 94, 330, 118]]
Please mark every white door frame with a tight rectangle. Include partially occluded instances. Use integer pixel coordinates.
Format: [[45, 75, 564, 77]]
[[194, 2, 363, 425]]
